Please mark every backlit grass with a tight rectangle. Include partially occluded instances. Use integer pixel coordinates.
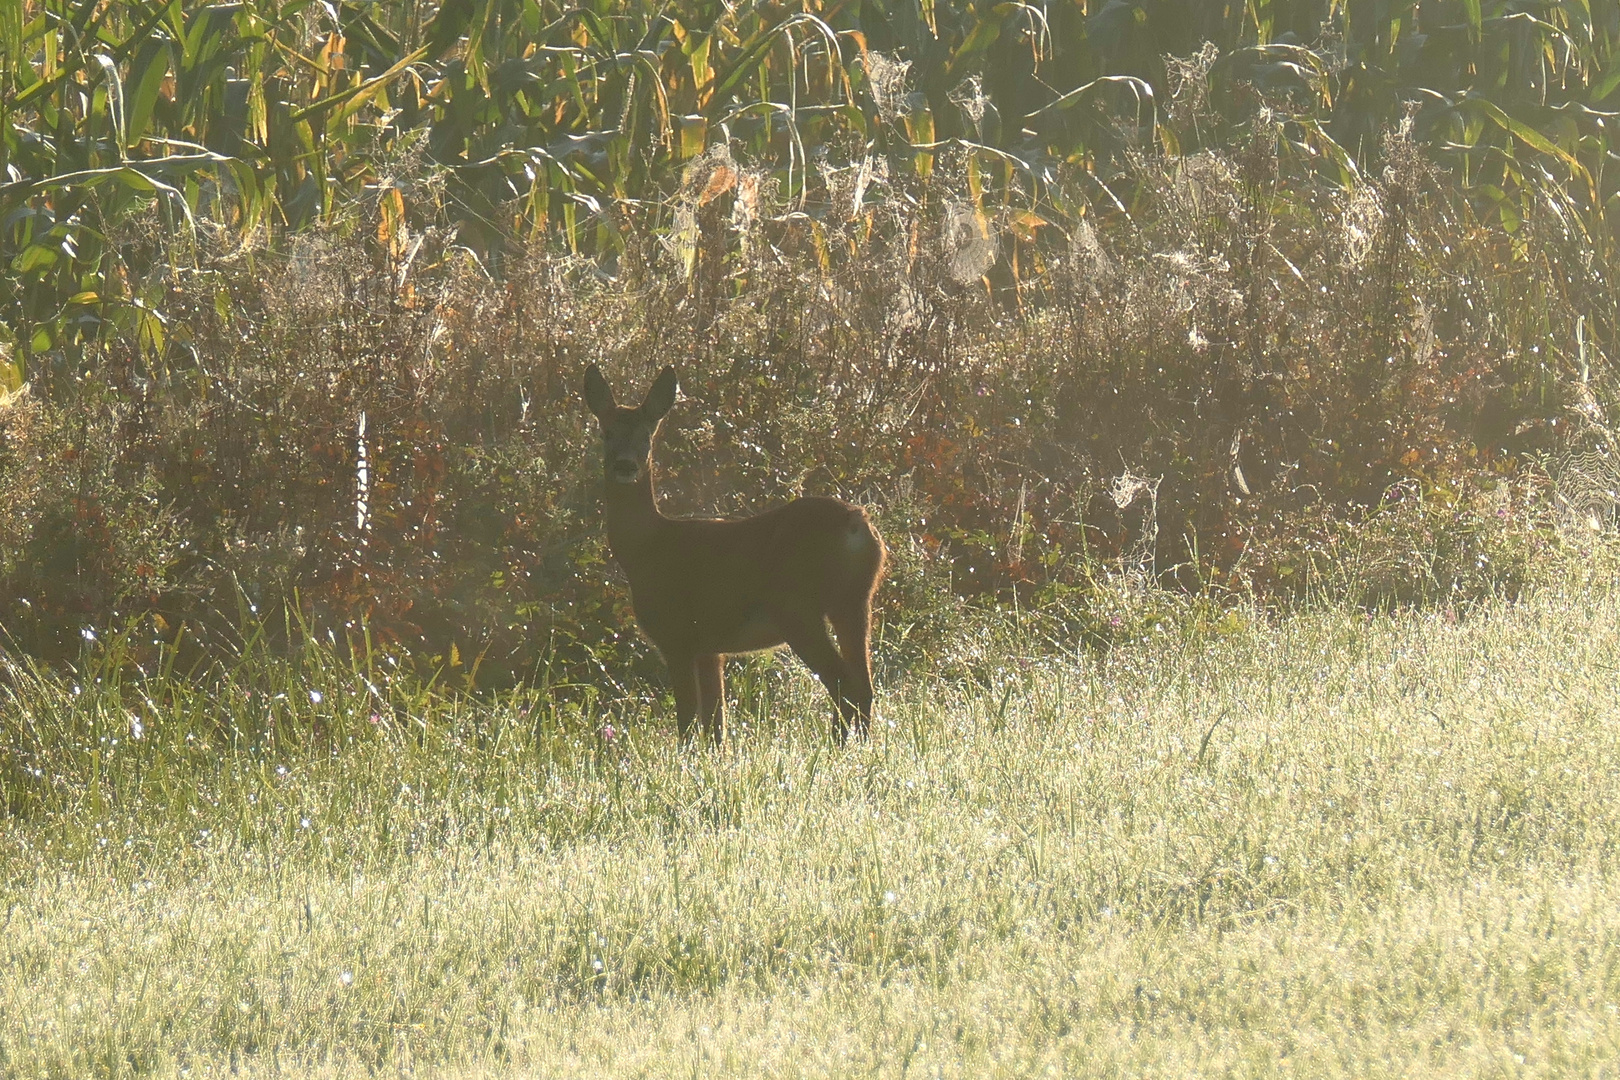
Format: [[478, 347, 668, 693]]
[[3, 587, 1620, 1077]]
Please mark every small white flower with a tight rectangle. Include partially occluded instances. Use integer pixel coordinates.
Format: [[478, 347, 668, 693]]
[[309, 690, 323, 704], [339, 970, 353, 986], [300, 817, 311, 829], [883, 891, 897, 904]]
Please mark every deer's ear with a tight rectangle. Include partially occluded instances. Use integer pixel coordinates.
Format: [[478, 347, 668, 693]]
[[583, 364, 616, 418], [641, 366, 678, 421]]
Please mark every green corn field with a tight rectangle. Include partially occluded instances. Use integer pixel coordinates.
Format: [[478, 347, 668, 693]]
[[4, 0, 1619, 380]]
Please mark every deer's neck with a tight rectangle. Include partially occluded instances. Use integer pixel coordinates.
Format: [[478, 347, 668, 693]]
[[602, 472, 667, 564]]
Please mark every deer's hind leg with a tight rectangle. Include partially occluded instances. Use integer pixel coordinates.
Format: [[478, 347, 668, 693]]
[[779, 615, 862, 743], [828, 602, 875, 738], [696, 653, 725, 745]]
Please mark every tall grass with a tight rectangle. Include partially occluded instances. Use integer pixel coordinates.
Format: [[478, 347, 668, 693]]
[[4, 576, 1620, 1075]]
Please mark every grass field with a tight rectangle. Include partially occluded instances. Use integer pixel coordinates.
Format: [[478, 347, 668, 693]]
[[4, 584, 1620, 1078]]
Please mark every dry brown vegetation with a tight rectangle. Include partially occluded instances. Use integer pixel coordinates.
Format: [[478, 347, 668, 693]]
[[1, 117, 1610, 689]]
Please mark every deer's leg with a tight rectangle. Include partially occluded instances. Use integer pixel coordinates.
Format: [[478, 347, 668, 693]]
[[829, 602, 875, 738], [666, 652, 699, 744], [696, 653, 725, 745], [779, 617, 860, 743]]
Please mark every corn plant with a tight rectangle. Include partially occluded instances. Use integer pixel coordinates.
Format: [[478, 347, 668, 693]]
[[5, 0, 1616, 390]]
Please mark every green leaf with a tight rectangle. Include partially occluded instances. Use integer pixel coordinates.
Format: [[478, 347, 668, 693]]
[[138, 307, 166, 358], [292, 45, 431, 126], [0, 348, 21, 393], [125, 40, 174, 149], [425, 0, 477, 60], [92, 53, 128, 155], [13, 245, 58, 274], [948, 17, 1003, 78], [1470, 97, 1596, 203], [1592, 65, 1620, 105]]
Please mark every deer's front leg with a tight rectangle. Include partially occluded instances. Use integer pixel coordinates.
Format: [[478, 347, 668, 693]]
[[666, 652, 699, 743]]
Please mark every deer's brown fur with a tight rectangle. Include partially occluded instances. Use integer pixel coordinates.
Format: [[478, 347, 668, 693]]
[[584, 365, 886, 744]]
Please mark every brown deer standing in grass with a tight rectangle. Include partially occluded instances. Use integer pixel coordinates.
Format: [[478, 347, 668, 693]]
[[583, 365, 886, 744]]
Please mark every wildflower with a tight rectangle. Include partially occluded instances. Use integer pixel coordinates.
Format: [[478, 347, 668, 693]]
[[601, 724, 617, 742], [308, 690, 323, 704], [368, 713, 382, 725]]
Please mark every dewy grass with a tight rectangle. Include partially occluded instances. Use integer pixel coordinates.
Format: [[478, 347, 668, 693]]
[[3, 584, 1620, 1077]]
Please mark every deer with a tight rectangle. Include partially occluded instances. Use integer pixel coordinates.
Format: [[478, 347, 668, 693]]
[[582, 364, 886, 745]]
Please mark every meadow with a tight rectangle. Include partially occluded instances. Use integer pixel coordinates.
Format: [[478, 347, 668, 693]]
[[4, 573, 1619, 1077]]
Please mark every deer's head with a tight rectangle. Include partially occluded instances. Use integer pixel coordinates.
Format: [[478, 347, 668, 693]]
[[583, 364, 678, 485]]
